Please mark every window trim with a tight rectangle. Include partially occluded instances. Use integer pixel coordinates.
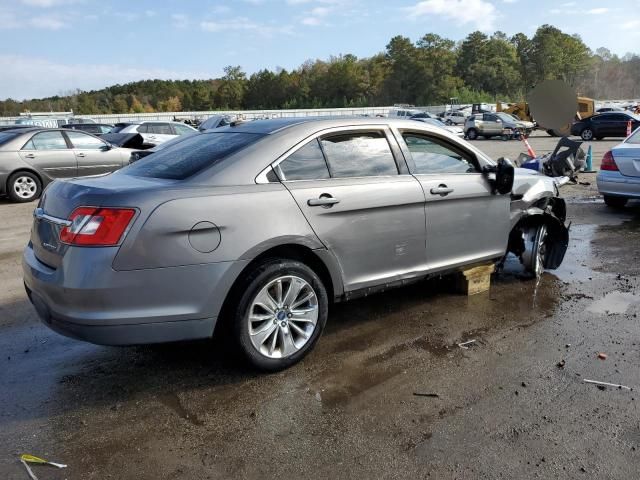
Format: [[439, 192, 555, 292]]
[[256, 125, 408, 184], [63, 130, 108, 150], [398, 129, 482, 176]]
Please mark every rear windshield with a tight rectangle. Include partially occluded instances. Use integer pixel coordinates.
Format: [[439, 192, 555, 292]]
[[0, 131, 22, 146], [110, 123, 130, 133], [122, 132, 263, 180]]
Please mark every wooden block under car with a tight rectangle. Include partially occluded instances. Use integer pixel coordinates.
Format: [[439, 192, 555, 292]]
[[456, 264, 495, 295]]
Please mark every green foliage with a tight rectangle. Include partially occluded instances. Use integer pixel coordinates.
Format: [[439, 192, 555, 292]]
[[0, 26, 636, 116]]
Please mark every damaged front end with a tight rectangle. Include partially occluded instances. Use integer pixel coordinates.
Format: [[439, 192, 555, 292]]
[[507, 169, 570, 275]]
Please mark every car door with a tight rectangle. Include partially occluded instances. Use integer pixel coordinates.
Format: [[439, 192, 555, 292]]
[[482, 114, 502, 135], [146, 123, 176, 145], [64, 130, 124, 176], [18, 130, 77, 178], [398, 130, 510, 272], [274, 127, 427, 292]]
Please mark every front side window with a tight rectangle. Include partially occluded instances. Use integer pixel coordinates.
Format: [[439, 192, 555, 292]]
[[403, 134, 477, 174], [276, 139, 330, 181], [320, 132, 397, 178], [66, 131, 106, 149], [23, 131, 68, 150]]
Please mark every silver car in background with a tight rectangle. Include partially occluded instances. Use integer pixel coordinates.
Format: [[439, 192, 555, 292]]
[[23, 118, 569, 371], [0, 128, 136, 202], [111, 121, 197, 146], [597, 127, 640, 207]]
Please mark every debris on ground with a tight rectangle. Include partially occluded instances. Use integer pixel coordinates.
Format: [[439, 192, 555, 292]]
[[457, 339, 476, 349], [20, 454, 67, 480], [557, 359, 566, 368], [583, 379, 632, 390], [413, 392, 440, 398], [597, 352, 608, 360]]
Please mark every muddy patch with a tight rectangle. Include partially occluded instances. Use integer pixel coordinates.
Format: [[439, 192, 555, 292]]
[[587, 291, 640, 315]]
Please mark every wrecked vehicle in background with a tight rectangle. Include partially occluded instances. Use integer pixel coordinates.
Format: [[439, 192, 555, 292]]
[[23, 118, 568, 371]]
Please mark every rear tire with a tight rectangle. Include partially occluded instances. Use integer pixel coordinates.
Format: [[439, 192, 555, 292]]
[[232, 259, 328, 371], [466, 128, 478, 140], [581, 128, 594, 141], [603, 195, 628, 208], [7, 172, 42, 203]]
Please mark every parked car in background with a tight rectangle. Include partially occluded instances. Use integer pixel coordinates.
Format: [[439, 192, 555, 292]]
[[0, 128, 136, 202], [23, 117, 568, 371], [464, 112, 534, 140], [62, 123, 114, 135], [409, 112, 438, 120], [571, 112, 640, 141], [198, 115, 236, 131], [412, 117, 464, 136], [388, 107, 424, 118], [596, 106, 624, 113], [129, 130, 198, 162], [597, 127, 640, 207], [440, 111, 468, 125], [111, 121, 197, 146], [0, 125, 40, 132]]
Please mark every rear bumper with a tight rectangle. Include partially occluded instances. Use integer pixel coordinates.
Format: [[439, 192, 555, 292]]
[[22, 243, 248, 345], [596, 170, 640, 198]]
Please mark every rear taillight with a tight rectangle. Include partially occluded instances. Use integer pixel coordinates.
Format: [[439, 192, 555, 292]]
[[601, 151, 619, 171], [60, 207, 136, 246]]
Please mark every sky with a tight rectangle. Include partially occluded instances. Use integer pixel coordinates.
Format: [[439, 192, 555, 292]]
[[0, 0, 638, 100]]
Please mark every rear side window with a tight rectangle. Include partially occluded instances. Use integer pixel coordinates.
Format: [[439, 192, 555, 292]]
[[626, 128, 640, 144], [174, 124, 194, 135], [320, 132, 397, 178], [123, 132, 263, 180], [276, 139, 330, 181], [23, 131, 68, 150], [148, 123, 173, 135], [136, 124, 149, 133]]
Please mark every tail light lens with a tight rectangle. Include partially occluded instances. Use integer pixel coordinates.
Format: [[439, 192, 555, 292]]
[[60, 207, 136, 246], [601, 151, 619, 171]]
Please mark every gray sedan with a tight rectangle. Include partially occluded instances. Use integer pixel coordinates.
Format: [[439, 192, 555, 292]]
[[23, 118, 569, 371], [597, 127, 640, 207], [0, 128, 135, 202]]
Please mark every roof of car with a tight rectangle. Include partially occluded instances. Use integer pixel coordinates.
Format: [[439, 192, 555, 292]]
[[218, 116, 424, 135]]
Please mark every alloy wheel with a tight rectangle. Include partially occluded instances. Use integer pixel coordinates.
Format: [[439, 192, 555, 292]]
[[13, 176, 37, 200], [247, 275, 319, 359]]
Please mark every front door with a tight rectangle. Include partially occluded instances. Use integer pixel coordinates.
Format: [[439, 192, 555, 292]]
[[64, 130, 124, 176], [275, 128, 427, 292], [399, 131, 510, 272], [18, 130, 77, 178]]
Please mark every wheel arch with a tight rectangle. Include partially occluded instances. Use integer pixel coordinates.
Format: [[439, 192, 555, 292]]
[[5, 167, 45, 194]]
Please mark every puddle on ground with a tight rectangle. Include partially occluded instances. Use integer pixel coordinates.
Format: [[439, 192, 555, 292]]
[[587, 291, 640, 315], [157, 392, 204, 426]]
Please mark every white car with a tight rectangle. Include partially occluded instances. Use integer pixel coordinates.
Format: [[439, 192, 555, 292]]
[[441, 111, 468, 125], [111, 121, 197, 146]]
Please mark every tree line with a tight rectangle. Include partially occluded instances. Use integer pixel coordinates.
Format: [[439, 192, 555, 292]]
[[1, 24, 638, 117]]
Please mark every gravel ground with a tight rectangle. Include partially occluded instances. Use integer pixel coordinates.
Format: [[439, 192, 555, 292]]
[[0, 134, 638, 479]]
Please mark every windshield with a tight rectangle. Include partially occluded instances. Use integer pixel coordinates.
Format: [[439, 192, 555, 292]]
[[122, 132, 264, 180], [496, 112, 517, 122]]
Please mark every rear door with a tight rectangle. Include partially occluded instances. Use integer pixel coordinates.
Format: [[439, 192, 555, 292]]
[[398, 130, 510, 271], [65, 130, 125, 176], [482, 114, 502, 135], [18, 131, 77, 178], [275, 127, 427, 292]]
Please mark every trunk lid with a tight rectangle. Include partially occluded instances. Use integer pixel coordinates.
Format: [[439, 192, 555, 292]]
[[612, 144, 640, 177], [31, 173, 175, 269]]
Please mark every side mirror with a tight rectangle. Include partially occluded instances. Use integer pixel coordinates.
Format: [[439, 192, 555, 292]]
[[101, 143, 113, 151], [482, 158, 514, 195]]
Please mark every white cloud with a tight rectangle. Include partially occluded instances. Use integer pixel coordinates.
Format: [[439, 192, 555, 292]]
[[300, 4, 333, 26], [622, 20, 640, 30], [29, 15, 67, 29], [200, 17, 293, 36], [586, 7, 608, 14], [20, 0, 78, 6], [503, 0, 518, 3], [405, 0, 497, 32], [0, 54, 213, 100]]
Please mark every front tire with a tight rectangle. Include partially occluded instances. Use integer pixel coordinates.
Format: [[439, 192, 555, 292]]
[[603, 195, 628, 208], [466, 128, 478, 140], [522, 224, 548, 277], [7, 172, 42, 203], [233, 259, 328, 371]]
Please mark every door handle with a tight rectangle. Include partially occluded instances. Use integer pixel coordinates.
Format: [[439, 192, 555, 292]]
[[307, 195, 340, 207], [430, 184, 454, 196], [24, 153, 35, 159], [76, 153, 86, 157]]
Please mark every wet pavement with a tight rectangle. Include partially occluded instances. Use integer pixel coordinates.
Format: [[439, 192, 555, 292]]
[[1, 173, 639, 478]]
